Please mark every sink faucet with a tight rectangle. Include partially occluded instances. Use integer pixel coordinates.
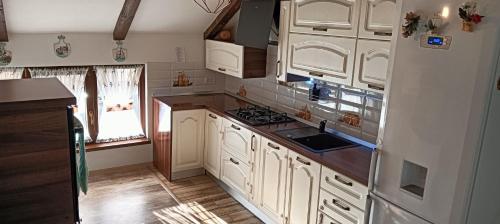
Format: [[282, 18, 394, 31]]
[[319, 120, 327, 133]]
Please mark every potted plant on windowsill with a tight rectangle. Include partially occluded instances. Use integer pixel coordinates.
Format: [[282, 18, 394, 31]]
[[459, 1, 484, 32]]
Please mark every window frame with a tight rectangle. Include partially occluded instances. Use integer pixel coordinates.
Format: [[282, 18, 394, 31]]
[[25, 65, 149, 151]]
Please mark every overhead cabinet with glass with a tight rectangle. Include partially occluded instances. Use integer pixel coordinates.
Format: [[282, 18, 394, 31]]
[[278, 0, 397, 93]]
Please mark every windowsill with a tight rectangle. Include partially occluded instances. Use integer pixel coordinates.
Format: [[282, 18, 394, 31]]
[[85, 138, 151, 152]]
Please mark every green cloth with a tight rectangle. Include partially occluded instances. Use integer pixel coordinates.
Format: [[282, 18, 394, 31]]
[[73, 118, 89, 195]]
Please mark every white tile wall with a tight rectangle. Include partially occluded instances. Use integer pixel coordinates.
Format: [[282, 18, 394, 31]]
[[223, 55, 383, 144]]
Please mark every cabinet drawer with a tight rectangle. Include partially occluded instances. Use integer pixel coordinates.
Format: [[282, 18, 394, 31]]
[[317, 212, 341, 224], [206, 40, 244, 78], [318, 190, 365, 224], [290, 0, 361, 38], [221, 151, 251, 197], [221, 120, 253, 164], [321, 166, 368, 210], [287, 33, 355, 86]]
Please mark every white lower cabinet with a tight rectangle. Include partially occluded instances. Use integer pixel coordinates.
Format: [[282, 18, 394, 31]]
[[318, 190, 365, 224], [284, 150, 321, 224], [204, 111, 222, 178], [172, 110, 205, 174], [317, 212, 341, 224], [221, 150, 251, 197], [256, 138, 289, 224]]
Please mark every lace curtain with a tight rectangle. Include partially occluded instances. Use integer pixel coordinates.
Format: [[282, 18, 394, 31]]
[[0, 67, 23, 80], [30, 67, 91, 142], [95, 65, 144, 143]]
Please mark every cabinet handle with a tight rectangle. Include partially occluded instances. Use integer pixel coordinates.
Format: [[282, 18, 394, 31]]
[[331, 199, 350, 211], [231, 124, 241, 130], [230, 158, 239, 165], [374, 31, 392, 36], [497, 77, 500, 90], [368, 84, 385, 91], [251, 135, 256, 152], [318, 213, 324, 223], [334, 175, 353, 186], [218, 67, 226, 72], [313, 27, 328, 32], [208, 113, 217, 119], [309, 72, 324, 77], [276, 60, 281, 78], [296, 156, 311, 165], [267, 142, 280, 150]]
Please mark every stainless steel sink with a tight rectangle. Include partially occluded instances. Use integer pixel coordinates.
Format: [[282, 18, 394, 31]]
[[274, 127, 356, 152]]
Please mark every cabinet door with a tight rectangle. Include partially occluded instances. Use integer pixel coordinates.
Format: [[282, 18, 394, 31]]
[[248, 133, 261, 204], [290, 0, 361, 38], [277, 1, 291, 82], [287, 33, 356, 85], [352, 39, 390, 93], [358, 0, 397, 40], [221, 151, 251, 197], [221, 120, 253, 164], [172, 110, 205, 173], [256, 138, 289, 223], [206, 40, 244, 78], [284, 151, 321, 224], [204, 111, 223, 178]]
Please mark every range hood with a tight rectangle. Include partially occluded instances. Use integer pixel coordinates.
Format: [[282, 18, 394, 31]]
[[233, 0, 277, 49]]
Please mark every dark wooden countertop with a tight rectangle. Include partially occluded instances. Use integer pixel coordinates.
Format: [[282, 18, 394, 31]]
[[0, 79, 76, 112], [154, 93, 373, 186]]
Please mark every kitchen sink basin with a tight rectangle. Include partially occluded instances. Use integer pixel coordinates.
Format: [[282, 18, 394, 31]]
[[274, 127, 356, 152]]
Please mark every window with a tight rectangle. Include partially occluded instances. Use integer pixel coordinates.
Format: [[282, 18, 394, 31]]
[[30, 67, 91, 142], [94, 65, 145, 143], [0, 67, 24, 80], [22, 65, 146, 149]]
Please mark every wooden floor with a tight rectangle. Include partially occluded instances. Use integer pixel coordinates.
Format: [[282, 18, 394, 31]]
[[80, 164, 262, 224]]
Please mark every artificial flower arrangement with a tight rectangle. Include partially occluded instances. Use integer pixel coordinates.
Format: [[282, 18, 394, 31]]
[[401, 12, 421, 38], [459, 1, 484, 32]]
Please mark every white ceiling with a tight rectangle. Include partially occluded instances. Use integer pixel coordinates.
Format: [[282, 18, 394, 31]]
[[4, 0, 217, 34]]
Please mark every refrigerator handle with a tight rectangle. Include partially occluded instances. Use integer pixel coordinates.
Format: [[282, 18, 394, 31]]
[[368, 149, 379, 191]]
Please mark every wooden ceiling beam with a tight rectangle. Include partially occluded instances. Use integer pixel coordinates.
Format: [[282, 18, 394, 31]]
[[0, 0, 8, 42], [113, 0, 141, 41], [203, 0, 242, 40]]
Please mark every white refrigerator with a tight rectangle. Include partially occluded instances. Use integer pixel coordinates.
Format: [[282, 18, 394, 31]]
[[368, 0, 500, 223]]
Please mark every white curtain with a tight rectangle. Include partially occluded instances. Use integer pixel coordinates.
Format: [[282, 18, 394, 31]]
[[0, 67, 23, 80], [95, 65, 144, 143], [30, 67, 91, 142]]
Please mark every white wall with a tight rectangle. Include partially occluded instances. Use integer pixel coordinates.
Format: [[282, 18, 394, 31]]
[[7, 33, 204, 67], [5, 33, 212, 171], [378, 0, 500, 223]]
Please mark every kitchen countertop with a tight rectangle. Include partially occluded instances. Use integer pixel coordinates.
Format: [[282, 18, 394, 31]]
[[154, 93, 374, 186]]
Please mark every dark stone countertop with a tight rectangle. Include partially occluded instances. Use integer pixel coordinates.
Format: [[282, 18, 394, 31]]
[[154, 93, 374, 186]]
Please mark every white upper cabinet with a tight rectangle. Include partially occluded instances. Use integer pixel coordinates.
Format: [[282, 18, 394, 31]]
[[287, 33, 356, 85], [171, 110, 205, 174], [290, 0, 361, 38], [206, 40, 244, 78], [221, 120, 253, 164], [256, 138, 289, 224], [358, 0, 397, 40], [277, 1, 292, 82], [204, 111, 223, 178], [353, 39, 390, 93], [284, 150, 321, 224]]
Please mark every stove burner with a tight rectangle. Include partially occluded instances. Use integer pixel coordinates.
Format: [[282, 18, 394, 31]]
[[226, 105, 295, 126]]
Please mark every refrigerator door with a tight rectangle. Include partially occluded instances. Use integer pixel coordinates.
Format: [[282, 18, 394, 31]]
[[369, 193, 433, 224]]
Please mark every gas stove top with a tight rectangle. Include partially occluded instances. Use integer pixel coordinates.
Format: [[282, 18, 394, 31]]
[[225, 105, 295, 126]]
